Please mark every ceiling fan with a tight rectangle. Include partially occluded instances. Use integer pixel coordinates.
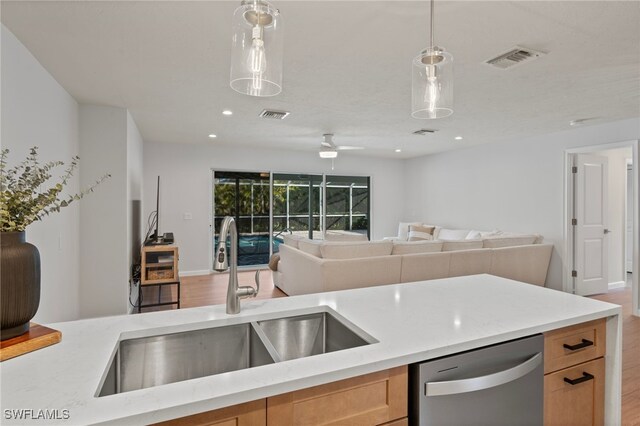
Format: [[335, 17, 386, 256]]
[[319, 134, 364, 158]]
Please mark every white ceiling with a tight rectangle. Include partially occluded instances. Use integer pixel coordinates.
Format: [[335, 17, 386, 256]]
[[2, 1, 639, 158]]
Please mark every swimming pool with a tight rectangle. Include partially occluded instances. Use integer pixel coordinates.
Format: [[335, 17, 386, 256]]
[[213, 235, 283, 266]]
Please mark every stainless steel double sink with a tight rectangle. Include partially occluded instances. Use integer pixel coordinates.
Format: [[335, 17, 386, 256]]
[[97, 308, 375, 396]]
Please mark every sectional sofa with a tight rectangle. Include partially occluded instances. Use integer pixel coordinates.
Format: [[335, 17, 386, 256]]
[[272, 227, 553, 296]]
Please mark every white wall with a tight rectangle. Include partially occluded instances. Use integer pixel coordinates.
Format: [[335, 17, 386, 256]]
[[1, 24, 81, 323], [126, 112, 144, 312], [593, 147, 632, 287], [143, 142, 405, 274], [79, 105, 129, 318], [403, 118, 640, 290]]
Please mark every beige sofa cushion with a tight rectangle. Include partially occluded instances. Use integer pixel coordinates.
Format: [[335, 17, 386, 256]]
[[442, 240, 483, 251], [298, 239, 323, 257], [490, 244, 553, 286], [408, 224, 435, 241], [448, 249, 492, 277], [392, 240, 443, 255], [320, 240, 393, 259], [324, 231, 369, 242], [483, 235, 538, 248], [400, 252, 452, 283], [282, 234, 305, 248], [322, 256, 403, 292]]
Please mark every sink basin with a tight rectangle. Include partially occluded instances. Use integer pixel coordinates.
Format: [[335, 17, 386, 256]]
[[257, 311, 370, 361], [97, 308, 375, 397], [98, 323, 275, 396]]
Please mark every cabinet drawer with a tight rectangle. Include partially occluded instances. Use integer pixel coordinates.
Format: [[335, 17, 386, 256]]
[[267, 366, 407, 426], [544, 319, 606, 374], [544, 357, 604, 426]]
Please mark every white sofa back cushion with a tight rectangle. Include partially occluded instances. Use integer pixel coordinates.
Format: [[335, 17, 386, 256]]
[[442, 240, 484, 251], [298, 239, 323, 257], [320, 240, 393, 259], [392, 240, 443, 255], [483, 235, 539, 248], [398, 222, 422, 240], [282, 234, 305, 248], [437, 228, 472, 241], [324, 231, 368, 242]]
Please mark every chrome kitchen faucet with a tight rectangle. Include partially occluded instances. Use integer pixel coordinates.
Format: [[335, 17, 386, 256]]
[[213, 216, 259, 314]]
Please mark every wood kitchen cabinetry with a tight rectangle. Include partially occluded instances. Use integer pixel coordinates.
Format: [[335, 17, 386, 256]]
[[267, 366, 407, 425], [543, 318, 606, 426], [155, 366, 407, 426]]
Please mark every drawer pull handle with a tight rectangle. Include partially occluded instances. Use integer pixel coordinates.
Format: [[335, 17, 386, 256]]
[[564, 372, 595, 385], [563, 339, 594, 351]]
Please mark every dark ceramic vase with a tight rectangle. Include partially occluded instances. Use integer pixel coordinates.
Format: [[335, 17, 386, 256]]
[[0, 231, 41, 340]]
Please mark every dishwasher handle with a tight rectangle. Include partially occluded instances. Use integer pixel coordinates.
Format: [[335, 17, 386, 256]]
[[425, 352, 542, 397]]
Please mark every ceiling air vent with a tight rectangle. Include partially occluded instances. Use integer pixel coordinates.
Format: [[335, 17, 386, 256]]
[[485, 46, 545, 70], [413, 129, 437, 136], [259, 109, 290, 120]]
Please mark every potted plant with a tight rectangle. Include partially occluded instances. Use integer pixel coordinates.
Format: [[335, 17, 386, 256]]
[[0, 147, 109, 340]]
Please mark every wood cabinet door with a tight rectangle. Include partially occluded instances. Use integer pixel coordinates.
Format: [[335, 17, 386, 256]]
[[154, 399, 266, 426], [267, 366, 407, 426], [544, 358, 605, 426]]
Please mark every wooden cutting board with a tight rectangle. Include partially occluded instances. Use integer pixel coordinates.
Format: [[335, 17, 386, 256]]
[[0, 323, 61, 362]]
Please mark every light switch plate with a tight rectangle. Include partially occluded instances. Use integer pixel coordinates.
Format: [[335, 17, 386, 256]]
[[184, 213, 193, 220]]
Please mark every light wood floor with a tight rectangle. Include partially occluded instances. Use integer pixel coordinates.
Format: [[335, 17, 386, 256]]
[[141, 271, 639, 425], [592, 284, 639, 426]]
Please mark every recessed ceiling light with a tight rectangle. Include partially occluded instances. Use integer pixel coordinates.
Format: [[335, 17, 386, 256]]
[[395, 149, 402, 153], [454, 136, 463, 140], [208, 134, 217, 138], [222, 110, 233, 116]]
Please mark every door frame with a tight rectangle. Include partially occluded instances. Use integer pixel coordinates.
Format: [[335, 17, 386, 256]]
[[563, 140, 639, 317]]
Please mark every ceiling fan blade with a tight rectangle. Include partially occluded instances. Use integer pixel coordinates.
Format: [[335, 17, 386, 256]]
[[336, 146, 365, 150]]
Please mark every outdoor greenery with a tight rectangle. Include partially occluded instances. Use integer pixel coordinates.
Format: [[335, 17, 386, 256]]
[[213, 174, 369, 237], [0, 147, 110, 232]]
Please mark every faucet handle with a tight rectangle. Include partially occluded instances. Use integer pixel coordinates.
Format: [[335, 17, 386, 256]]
[[253, 270, 261, 298]]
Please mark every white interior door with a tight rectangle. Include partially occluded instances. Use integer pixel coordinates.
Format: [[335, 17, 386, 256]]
[[574, 154, 609, 295], [627, 166, 634, 273]]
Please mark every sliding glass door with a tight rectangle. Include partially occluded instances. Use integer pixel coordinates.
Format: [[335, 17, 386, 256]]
[[213, 171, 370, 268], [213, 171, 271, 267], [325, 175, 371, 239], [272, 174, 324, 254]]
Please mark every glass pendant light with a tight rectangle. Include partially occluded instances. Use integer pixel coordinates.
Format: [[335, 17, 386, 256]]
[[412, 0, 453, 119], [230, 0, 283, 97]]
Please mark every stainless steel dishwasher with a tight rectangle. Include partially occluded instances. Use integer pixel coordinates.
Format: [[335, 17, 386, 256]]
[[410, 334, 543, 425]]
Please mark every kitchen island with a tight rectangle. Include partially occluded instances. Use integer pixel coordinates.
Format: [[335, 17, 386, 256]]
[[0, 274, 622, 425]]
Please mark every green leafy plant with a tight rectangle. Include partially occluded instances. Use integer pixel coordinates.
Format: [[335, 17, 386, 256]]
[[0, 147, 110, 232]]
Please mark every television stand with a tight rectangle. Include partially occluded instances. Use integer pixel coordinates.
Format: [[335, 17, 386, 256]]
[[138, 245, 180, 312]]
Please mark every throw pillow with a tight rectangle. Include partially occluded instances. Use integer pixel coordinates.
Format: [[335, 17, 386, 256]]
[[437, 228, 472, 241], [398, 222, 422, 240], [408, 224, 435, 241]]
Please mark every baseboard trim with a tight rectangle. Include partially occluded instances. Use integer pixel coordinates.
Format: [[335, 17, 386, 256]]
[[179, 270, 212, 277], [608, 281, 627, 290]]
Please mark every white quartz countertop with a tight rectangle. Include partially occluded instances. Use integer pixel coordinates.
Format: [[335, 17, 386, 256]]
[[0, 275, 621, 425]]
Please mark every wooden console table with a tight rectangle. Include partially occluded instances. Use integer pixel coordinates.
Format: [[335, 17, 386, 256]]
[[139, 245, 180, 312]]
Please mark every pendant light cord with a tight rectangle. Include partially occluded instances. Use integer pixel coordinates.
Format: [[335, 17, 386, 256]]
[[430, 0, 435, 49]]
